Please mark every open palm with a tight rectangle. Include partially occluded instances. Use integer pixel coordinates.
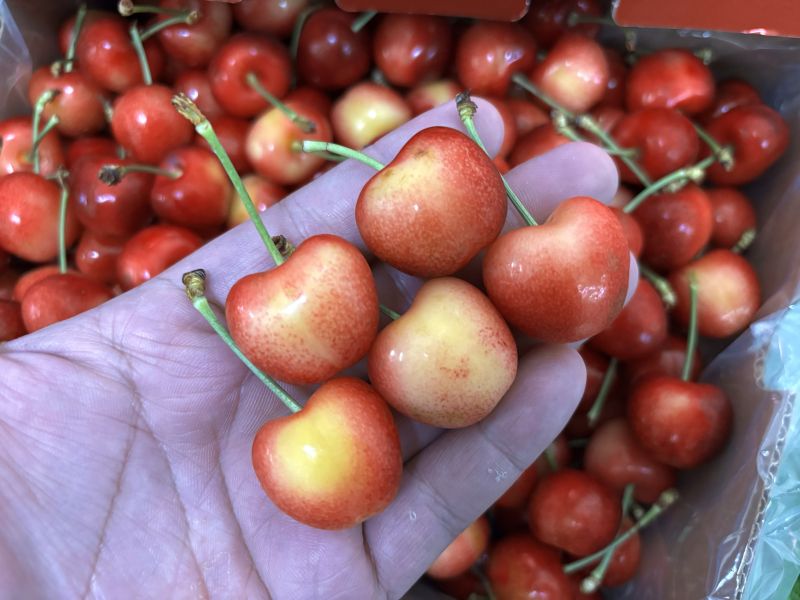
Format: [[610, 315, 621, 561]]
[[0, 100, 625, 599]]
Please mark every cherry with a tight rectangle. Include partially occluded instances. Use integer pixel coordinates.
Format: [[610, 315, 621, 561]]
[[12, 265, 64, 302], [495, 436, 571, 511], [612, 108, 700, 184], [598, 48, 627, 108], [506, 98, 549, 138], [509, 123, 571, 167], [626, 49, 715, 115], [117, 224, 203, 290], [111, 84, 194, 164], [698, 78, 761, 123], [226, 234, 379, 385], [296, 8, 371, 90], [208, 34, 292, 118], [21, 272, 113, 333], [252, 377, 401, 530], [0, 269, 19, 301], [0, 300, 26, 341], [628, 375, 732, 468], [27, 67, 107, 138], [483, 196, 630, 343], [528, 33, 609, 114], [373, 14, 452, 88], [0, 249, 8, 274], [528, 469, 620, 557], [246, 100, 333, 186], [232, 0, 309, 38], [487, 534, 574, 599], [624, 334, 701, 390], [147, 146, 231, 233], [522, 0, 602, 48], [173, 69, 225, 120], [432, 571, 485, 600], [73, 154, 155, 238], [704, 104, 789, 185], [227, 175, 285, 229], [0, 117, 65, 177], [585, 418, 677, 504], [356, 127, 507, 278], [76, 14, 165, 93], [455, 22, 537, 97], [707, 187, 756, 249], [285, 86, 332, 118], [406, 79, 460, 115], [612, 207, 644, 258], [669, 249, 760, 338], [632, 183, 713, 272], [590, 278, 668, 361], [0, 173, 80, 264], [331, 82, 412, 150], [486, 98, 519, 159], [426, 516, 490, 580], [66, 137, 119, 169], [153, 0, 232, 68], [75, 231, 127, 284], [368, 277, 517, 428]]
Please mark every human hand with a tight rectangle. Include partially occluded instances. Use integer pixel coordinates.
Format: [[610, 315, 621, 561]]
[[0, 99, 628, 599]]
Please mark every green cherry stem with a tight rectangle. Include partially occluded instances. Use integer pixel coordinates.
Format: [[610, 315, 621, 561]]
[[551, 110, 586, 143], [575, 113, 652, 186], [64, 4, 87, 73], [172, 93, 285, 266], [139, 10, 200, 41], [351, 10, 377, 32], [638, 263, 677, 309], [55, 169, 70, 274], [693, 122, 735, 171], [129, 23, 152, 86], [578, 484, 636, 594], [297, 140, 385, 171], [587, 357, 618, 428], [379, 304, 401, 321], [98, 163, 182, 185], [118, 0, 184, 16], [456, 92, 538, 227], [511, 73, 651, 185], [511, 72, 575, 119], [732, 228, 756, 254], [30, 115, 60, 173], [544, 444, 559, 473], [568, 437, 590, 449], [183, 269, 302, 414], [564, 488, 679, 576], [31, 89, 59, 174], [245, 72, 316, 133], [622, 154, 719, 214], [681, 275, 700, 382]]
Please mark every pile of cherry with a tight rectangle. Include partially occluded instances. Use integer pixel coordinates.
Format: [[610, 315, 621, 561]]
[[0, 0, 790, 598]]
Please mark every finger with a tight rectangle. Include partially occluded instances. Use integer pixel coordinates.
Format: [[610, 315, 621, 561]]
[[175, 98, 505, 300], [366, 345, 586, 597], [505, 141, 620, 227]]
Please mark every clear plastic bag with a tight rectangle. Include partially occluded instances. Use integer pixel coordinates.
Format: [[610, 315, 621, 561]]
[[1, 1, 798, 597]]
